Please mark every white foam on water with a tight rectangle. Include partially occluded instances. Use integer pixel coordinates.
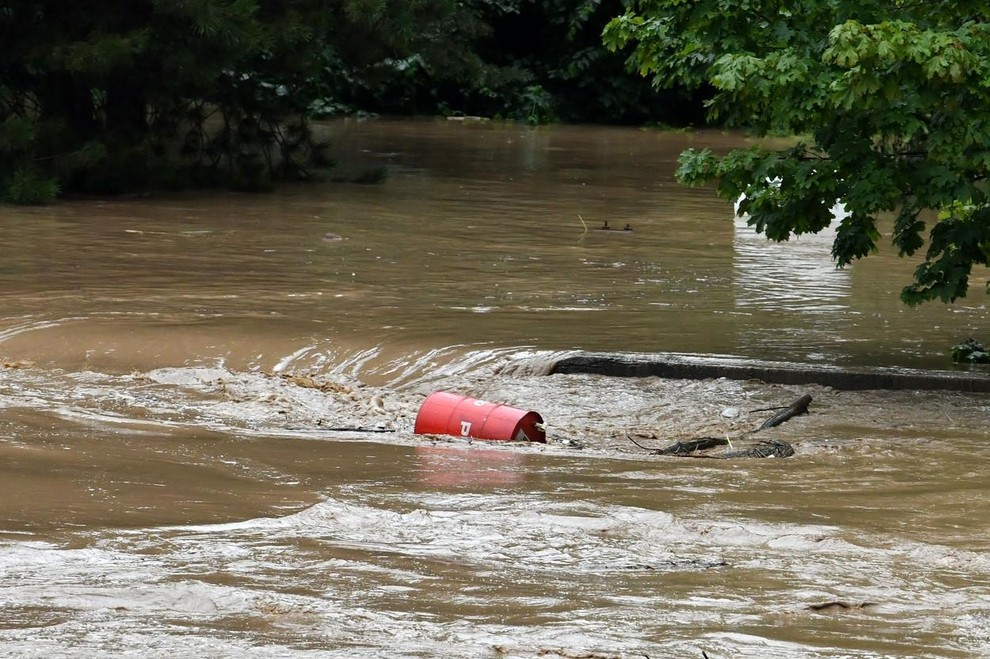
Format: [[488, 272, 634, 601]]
[[0, 477, 988, 657], [2, 348, 990, 657]]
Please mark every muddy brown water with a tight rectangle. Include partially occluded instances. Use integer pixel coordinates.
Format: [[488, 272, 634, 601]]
[[0, 119, 988, 658]]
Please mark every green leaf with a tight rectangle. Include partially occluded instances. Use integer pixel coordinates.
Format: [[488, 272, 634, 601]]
[[611, 2, 990, 305]]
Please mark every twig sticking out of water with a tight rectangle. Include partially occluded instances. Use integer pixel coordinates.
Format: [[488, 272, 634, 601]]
[[578, 214, 588, 240], [625, 433, 660, 451], [748, 404, 789, 413]]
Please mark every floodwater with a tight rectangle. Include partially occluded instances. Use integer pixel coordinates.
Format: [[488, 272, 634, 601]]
[[0, 119, 988, 658]]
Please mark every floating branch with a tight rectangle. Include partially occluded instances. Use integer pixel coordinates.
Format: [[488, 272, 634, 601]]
[[718, 439, 795, 459], [627, 394, 811, 458], [757, 394, 812, 430], [651, 436, 729, 455]]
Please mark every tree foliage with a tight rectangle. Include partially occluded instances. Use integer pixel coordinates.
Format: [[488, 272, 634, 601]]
[[338, 0, 702, 126], [604, 1, 990, 304], [0, 0, 482, 200], [472, 0, 702, 125], [0, 0, 700, 202]]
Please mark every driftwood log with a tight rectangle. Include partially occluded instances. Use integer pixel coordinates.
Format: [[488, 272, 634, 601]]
[[630, 394, 811, 459], [757, 394, 812, 430]]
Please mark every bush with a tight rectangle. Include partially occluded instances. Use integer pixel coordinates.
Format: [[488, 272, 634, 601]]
[[3, 168, 60, 205]]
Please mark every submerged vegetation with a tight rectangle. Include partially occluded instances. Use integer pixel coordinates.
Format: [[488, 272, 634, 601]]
[[951, 338, 990, 364]]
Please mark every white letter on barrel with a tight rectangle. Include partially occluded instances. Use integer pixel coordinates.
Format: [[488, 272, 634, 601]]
[[460, 421, 472, 436]]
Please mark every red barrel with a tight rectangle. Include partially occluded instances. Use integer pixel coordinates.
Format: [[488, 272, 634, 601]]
[[414, 391, 546, 442]]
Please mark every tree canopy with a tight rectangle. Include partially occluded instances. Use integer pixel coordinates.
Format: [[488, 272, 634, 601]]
[[604, 1, 990, 305], [0, 0, 515, 200], [0, 0, 698, 204], [3, 0, 336, 198]]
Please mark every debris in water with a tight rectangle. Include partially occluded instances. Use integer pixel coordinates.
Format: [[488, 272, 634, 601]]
[[414, 391, 546, 442], [2, 360, 33, 369], [757, 394, 812, 430], [626, 394, 811, 459], [277, 372, 352, 394], [805, 601, 878, 612]]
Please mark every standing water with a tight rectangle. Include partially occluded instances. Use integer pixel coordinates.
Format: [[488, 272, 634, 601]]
[[0, 119, 988, 658]]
